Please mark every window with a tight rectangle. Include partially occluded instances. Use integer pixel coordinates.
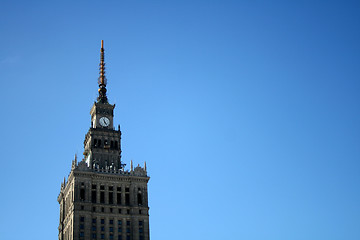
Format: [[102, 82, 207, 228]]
[[110, 220, 114, 225], [101, 207, 105, 212], [92, 190, 96, 203], [118, 227, 122, 232], [80, 232, 84, 237], [80, 224, 84, 229], [109, 192, 114, 204], [110, 227, 113, 232], [126, 228, 130, 233], [80, 217, 85, 222], [118, 235, 122, 240], [137, 193, 142, 205], [139, 228, 143, 233], [125, 193, 130, 206], [92, 184, 97, 189], [118, 220, 122, 225], [80, 188, 85, 201], [92, 233, 96, 239], [100, 186, 105, 190], [126, 236, 130, 240], [110, 208, 113, 213], [110, 234, 114, 240], [109, 186, 114, 191], [126, 221, 130, 226], [92, 226, 96, 231], [92, 218, 96, 224], [93, 207, 96, 212], [101, 226, 105, 231], [117, 192, 121, 205], [118, 209, 122, 214], [101, 219, 105, 224], [100, 192, 105, 203], [101, 234, 105, 239], [81, 205, 84, 210], [139, 221, 143, 226], [140, 236, 144, 240], [127, 209, 130, 214]]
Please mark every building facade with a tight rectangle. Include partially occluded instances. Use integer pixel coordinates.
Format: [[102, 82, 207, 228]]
[[58, 41, 150, 240]]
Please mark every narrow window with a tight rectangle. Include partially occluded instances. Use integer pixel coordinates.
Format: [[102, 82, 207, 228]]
[[137, 193, 142, 206], [80, 189, 85, 201], [117, 192, 121, 205], [125, 187, 129, 206], [92, 190, 96, 203], [109, 192, 114, 204], [100, 192, 105, 203]]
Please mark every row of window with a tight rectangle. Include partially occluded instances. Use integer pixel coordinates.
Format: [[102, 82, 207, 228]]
[[93, 139, 119, 150], [80, 217, 144, 240], [79, 205, 145, 215], [80, 184, 143, 206]]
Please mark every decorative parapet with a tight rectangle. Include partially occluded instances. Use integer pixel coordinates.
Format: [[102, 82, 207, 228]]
[[70, 158, 148, 177]]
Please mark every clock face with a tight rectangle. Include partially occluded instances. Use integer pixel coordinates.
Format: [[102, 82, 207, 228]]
[[99, 117, 110, 127]]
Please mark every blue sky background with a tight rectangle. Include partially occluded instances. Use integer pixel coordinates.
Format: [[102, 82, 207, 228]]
[[0, 0, 359, 239]]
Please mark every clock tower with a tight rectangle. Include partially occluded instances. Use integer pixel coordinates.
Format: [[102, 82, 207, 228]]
[[83, 40, 122, 170], [58, 41, 150, 240]]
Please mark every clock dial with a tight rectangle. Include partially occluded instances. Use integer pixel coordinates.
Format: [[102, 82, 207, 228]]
[[99, 117, 110, 127]]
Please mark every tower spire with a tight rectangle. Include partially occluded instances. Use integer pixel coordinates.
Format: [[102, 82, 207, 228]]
[[97, 40, 108, 103]]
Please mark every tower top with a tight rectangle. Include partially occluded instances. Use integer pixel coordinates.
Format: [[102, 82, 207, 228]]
[[97, 40, 108, 103]]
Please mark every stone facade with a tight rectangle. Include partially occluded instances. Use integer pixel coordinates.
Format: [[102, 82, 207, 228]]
[[58, 41, 150, 240]]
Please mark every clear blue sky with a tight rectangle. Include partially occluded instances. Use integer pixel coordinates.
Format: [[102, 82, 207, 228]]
[[0, 0, 359, 239]]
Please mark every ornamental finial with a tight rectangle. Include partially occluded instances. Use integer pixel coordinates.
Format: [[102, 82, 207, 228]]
[[97, 40, 108, 103]]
